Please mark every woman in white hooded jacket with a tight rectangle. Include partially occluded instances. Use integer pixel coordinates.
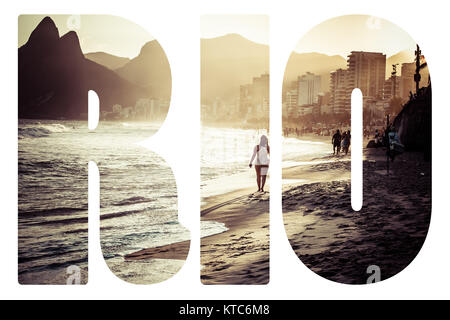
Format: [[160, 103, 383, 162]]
[[249, 135, 270, 192]]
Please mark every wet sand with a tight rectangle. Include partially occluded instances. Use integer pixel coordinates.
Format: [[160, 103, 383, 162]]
[[126, 241, 191, 261], [283, 148, 431, 284], [200, 188, 270, 284]]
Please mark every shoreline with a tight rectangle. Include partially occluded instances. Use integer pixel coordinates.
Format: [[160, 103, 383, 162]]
[[124, 135, 343, 284], [124, 135, 338, 284]]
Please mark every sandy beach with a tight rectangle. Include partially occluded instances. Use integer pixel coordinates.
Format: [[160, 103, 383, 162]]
[[124, 126, 272, 285], [125, 137, 430, 285], [283, 147, 431, 284], [125, 185, 270, 285], [200, 187, 270, 284]]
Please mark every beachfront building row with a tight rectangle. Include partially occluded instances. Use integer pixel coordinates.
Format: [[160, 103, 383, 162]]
[[283, 93, 331, 118], [201, 73, 269, 123], [101, 97, 170, 121], [329, 51, 429, 116], [239, 73, 269, 120], [286, 51, 387, 118], [201, 98, 240, 122], [283, 72, 325, 118], [297, 72, 321, 106]]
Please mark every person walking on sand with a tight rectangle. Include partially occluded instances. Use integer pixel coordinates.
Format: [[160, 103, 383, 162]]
[[342, 130, 350, 155], [332, 129, 342, 155], [249, 135, 270, 193]]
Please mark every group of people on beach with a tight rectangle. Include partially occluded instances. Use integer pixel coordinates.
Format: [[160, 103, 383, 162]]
[[331, 129, 351, 156], [367, 125, 404, 162], [283, 126, 342, 137]]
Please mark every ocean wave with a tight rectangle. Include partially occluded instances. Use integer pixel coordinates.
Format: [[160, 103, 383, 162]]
[[18, 124, 69, 139], [100, 207, 164, 221], [24, 216, 87, 227], [112, 196, 155, 206], [19, 207, 87, 218]]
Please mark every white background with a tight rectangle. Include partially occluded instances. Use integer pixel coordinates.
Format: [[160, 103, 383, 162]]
[[1, 0, 449, 300]]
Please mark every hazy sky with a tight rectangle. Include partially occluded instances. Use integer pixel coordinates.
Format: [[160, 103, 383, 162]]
[[295, 15, 417, 58], [201, 15, 269, 45], [18, 15, 154, 58]]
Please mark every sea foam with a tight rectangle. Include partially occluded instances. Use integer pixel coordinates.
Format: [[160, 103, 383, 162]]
[[19, 123, 69, 139]]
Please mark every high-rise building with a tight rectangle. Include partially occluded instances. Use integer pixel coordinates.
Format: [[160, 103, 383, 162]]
[[285, 89, 298, 118], [384, 75, 400, 100], [318, 92, 332, 114], [399, 60, 430, 101], [330, 52, 386, 115], [318, 92, 331, 106], [239, 73, 269, 119], [347, 51, 386, 100], [399, 62, 415, 101], [239, 84, 251, 117], [400, 62, 416, 100], [297, 72, 321, 106], [330, 68, 350, 114]]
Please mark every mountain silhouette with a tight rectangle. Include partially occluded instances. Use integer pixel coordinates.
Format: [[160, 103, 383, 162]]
[[84, 52, 130, 70], [19, 16, 148, 119], [284, 52, 347, 92], [115, 40, 172, 99], [201, 34, 269, 104]]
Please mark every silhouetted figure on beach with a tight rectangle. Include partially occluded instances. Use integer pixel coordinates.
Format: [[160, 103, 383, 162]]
[[249, 135, 270, 193], [347, 130, 351, 152], [342, 131, 350, 155], [332, 129, 341, 155], [382, 126, 390, 149], [386, 125, 404, 162]]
